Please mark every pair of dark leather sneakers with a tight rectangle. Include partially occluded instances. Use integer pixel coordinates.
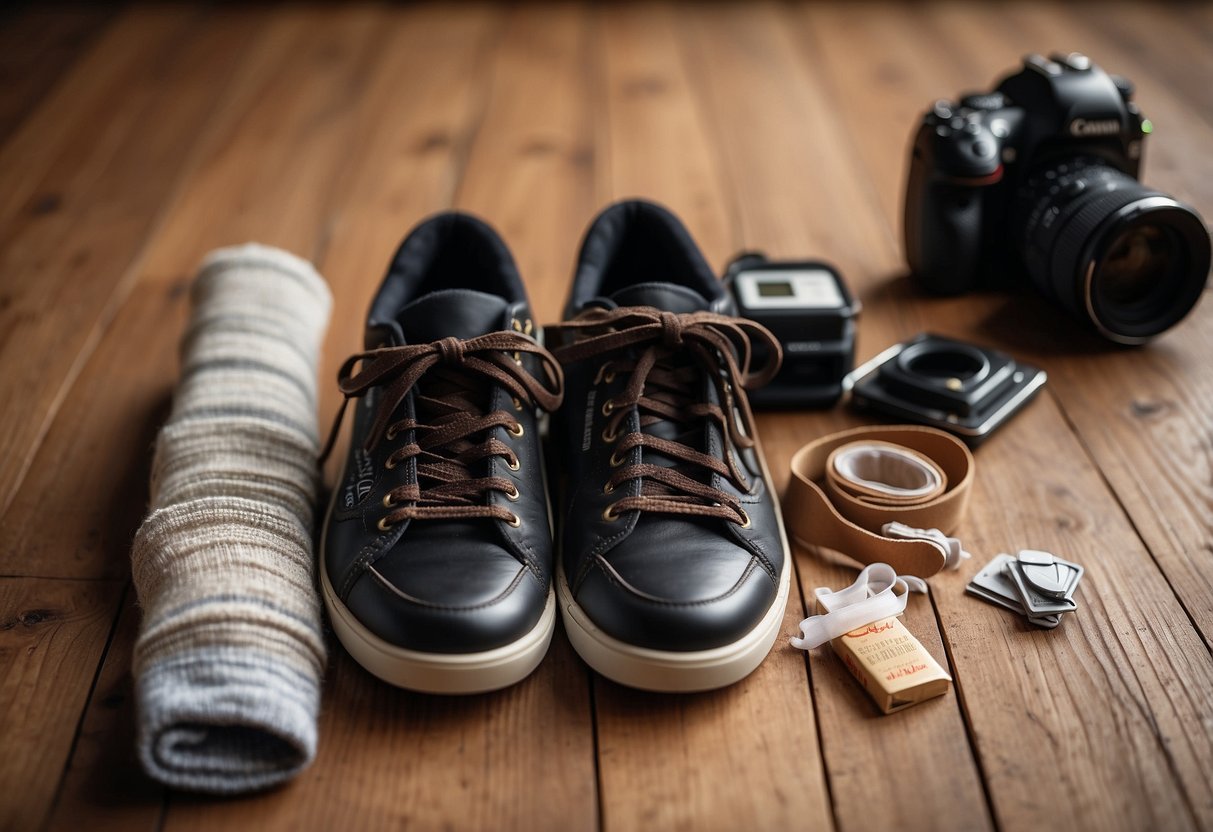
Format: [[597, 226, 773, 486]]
[[320, 200, 791, 693]]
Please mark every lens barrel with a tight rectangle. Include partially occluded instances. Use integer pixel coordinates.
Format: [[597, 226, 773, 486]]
[[1019, 158, 1210, 343]]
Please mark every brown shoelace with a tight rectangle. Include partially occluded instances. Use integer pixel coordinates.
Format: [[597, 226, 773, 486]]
[[550, 306, 781, 526], [320, 332, 564, 528]]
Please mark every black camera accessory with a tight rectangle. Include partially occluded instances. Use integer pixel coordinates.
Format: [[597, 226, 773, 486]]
[[904, 52, 1211, 343], [847, 333, 1046, 445], [724, 252, 859, 408]]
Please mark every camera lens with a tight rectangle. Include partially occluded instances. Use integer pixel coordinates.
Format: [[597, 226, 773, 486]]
[[897, 340, 990, 390], [903, 345, 987, 381], [1018, 158, 1211, 343]]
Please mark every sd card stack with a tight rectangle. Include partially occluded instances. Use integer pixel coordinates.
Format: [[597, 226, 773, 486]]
[[965, 550, 1084, 629]]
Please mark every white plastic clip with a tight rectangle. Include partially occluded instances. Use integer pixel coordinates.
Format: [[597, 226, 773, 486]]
[[790, 563, 928, 650]]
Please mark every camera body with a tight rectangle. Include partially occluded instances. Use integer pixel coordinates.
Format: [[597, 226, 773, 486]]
[[904, 53, 1210, 343], [724, 253, 858, 408]]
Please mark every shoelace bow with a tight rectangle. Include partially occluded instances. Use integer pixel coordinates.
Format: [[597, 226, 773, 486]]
[[549, 306, 782, 525], [320, 332, 564, 527]]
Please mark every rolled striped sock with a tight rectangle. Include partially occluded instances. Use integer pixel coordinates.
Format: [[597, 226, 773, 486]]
[[131, 243, 331, 794]]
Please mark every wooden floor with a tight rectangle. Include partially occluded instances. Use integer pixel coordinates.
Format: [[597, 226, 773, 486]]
[[2, 2, 1212, 830]]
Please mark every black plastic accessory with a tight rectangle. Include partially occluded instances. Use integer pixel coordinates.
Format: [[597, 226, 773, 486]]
[[847, 333, 1046, 446], [724, 252, 859, 408]]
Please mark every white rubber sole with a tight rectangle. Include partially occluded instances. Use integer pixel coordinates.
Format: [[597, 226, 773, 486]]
[[320, 561, 556, 694], [557, 558, 789, 693]]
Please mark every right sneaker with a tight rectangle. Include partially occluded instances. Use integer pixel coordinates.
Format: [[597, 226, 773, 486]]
[[320, 213, 564, 694], [547, 200, 791, 692]]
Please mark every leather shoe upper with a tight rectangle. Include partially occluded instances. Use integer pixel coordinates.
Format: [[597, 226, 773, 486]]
[[549, 200, 786, 652], [323, 213, 562, 654]]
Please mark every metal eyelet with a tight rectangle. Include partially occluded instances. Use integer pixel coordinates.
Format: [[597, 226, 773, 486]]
[[385, 457, 397, 470], [513, 397, 523, 411], [609, 450, 626, 467], [377, 517, 394, 532], [505, 512, 522, 528], [506, 455, 521, 471], [735, 508, 752, 529], [523, 319, 533, 335], [603, 482, 614, 494], [382, 493, 397, 508], [601, 399, 616, 416], [504, 483, 520, 501], [386, 425, 399, 440], [601, 425, 619, 443], [507, 422, 525, 438], [602, 502, 621, 522]]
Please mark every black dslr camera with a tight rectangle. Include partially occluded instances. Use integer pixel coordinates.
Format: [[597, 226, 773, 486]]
[[904, 53, 1210, 343]]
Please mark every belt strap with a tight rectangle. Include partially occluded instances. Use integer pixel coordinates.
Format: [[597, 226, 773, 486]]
[[783, 425, 975, 577]]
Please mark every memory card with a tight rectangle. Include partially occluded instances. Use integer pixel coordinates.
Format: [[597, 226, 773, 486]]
[[965, 582, 1027, 615], [1005, 561, 1078, 616], [1016, 550, 1084, 599], [967, 554, 1022, 603]]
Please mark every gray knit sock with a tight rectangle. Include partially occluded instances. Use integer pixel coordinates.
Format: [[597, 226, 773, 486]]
[[131, 244, 331, 794]]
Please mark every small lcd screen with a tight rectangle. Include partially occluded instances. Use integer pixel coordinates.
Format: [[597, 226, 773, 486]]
[[756, 280, 795, 298]]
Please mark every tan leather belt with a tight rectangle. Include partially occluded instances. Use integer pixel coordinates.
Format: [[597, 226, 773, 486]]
[[783, 425, 975, 577]]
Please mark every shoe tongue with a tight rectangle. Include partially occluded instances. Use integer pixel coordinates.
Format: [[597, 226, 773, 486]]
[[397, 289, 510, 343], [607, 282, 709, 313], [605, 283, 717, 469]]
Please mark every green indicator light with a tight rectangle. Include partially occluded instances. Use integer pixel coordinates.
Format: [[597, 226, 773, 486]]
[[1141, 119, 1154, 134]]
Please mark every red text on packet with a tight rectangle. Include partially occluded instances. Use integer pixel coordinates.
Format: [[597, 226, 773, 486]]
[[844, 621, 895, 638], [885, 663, 927, 681]]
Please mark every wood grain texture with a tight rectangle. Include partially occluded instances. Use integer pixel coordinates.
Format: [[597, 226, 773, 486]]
[[0, 3, 1210, 831], [44, 590, 163, 832], [0, 4, 115, 144], [590, 6, 833, 830], [0, 4, 386, 580], [0, 578, 123, 832], [0, 7, 268, 523]]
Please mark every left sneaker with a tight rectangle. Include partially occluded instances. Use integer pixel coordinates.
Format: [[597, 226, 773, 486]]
[[319, 212, 564, 694], [547, 200, 791, 692]]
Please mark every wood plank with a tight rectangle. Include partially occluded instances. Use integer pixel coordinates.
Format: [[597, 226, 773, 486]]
[[44, 590, 163, 832], [594, 2, 736, 269], [0, 6, 270, 527], [783, 3, 1213, 828], [0, 578, 124, 831], [589, 5, 834, 831], [0, 4, 385, 580], [0, 4, 117, 144], [454, 3, 597, 321], [683, 5, 995, 831]]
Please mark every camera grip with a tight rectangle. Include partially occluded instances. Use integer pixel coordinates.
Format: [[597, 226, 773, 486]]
[[906, 177, 985, 295]]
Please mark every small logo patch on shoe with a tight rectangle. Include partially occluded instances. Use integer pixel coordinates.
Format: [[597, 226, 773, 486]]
[[345, 449, 375, 508], [581, 390, 597, 451]]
